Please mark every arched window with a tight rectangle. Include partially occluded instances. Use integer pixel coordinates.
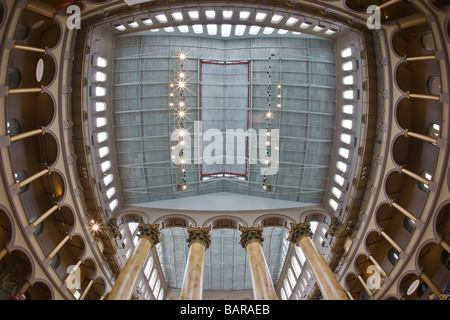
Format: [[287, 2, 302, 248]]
[[295, 246, 306, 265], [291, 256, 301, 277], [149, 269, 158, 288], [280, 288, 287, 300], [144, 257, 154, 278], [284, 279, 292, 297], [287, 268, 296, 288]]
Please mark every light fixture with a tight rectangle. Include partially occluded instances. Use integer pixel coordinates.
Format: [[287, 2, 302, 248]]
[[340, 47, 353, 58], [299, 21, 311, 29], [179, 111, 186, 117], [114, 24, 126, 31], [127, 21, 139, 28], [325, 28, 337, 35], [313, 25, 325, 32], [141, 18, 153, 26]]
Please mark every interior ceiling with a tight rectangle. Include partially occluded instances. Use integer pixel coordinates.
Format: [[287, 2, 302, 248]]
[[111, 30, 336, 206]]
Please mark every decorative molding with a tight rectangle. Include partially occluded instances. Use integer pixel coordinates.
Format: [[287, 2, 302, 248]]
[[239, 226, 264, 248], [325, 217, 345, 238], [186, 226, 211, 249], [287, 222, 313, 245], [137, 223, 162, 245]]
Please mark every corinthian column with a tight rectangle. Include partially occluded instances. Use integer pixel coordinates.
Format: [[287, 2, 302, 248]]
[[107, 223, 162, 300], [180, 227, 211, 300], [239, 226, 277, 300], [288, 222, 348, 300]]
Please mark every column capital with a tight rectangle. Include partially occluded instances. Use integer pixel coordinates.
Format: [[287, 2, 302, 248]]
[[325, 217, 345, 238], [239, 226, 264, 249], [137, 223, 162, 245], [287, 222, 313, 245], [186, 226, 211, 249]]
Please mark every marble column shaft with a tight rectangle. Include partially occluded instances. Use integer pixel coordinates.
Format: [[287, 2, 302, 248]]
[[240, 226, 277, 300], [180, 227, 211, 300], [107, 223, 161, 300], [289, 222, 348, 300]]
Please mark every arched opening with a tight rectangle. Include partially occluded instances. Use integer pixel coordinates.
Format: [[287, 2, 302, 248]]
[[385, 171, 427, 222], [8, 52, 57, 88], [418, 242, 450, 299], [16, 9, 61, 49], [376, 203, 414, 255], [0, 250, 32, 300], [0, 209, 12, 249], [26, 281, 52, 300]]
